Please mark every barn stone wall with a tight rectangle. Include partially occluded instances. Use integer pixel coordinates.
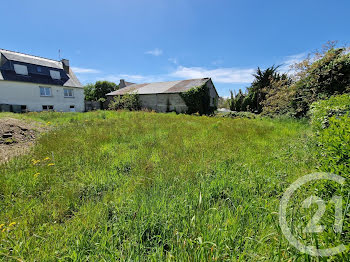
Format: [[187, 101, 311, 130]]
[[139, 93, 187, 113]]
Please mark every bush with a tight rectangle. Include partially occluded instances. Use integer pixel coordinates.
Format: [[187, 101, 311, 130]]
[[310, 94, 350, 177], [317, 115, 350, 177], [108, 93, 141, 111], [310, 94, 350, 133], [180, 84, 216, 115]]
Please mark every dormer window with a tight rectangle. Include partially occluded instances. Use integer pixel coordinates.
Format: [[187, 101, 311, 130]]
[[14, 64, 28, 75], [50, 70, 61, 80]]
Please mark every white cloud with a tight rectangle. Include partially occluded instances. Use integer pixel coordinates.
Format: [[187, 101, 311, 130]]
[[170, 66, 255, 83], [145, 48, 163, 56], [279, 53, 307, 74], [72, 67, 100, 74], [168, 57, 178, 64], [104, 74, 165, 83]]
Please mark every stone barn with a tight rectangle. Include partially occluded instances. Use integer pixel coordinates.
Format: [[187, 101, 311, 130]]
[[106, 78, 218, 113]]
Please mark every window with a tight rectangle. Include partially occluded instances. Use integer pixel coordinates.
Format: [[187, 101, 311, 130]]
[[69, 105, 76, 112], [50, 70, 61, 80], [42, 105, 54, 111], [40, 87, 52, 97], [14, 64, 28, 75], [37, 66, 42, 73], [64, 89, 74, 97]]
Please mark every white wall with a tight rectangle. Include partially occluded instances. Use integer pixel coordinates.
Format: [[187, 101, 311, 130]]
[[0, 81, 85, 112]]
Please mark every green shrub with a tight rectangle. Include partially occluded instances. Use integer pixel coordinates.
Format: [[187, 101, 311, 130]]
[[108, 93, 141, 111], [180, 84, 216, 115], [310, 94, 350, 177], [310, 94, 350, 133], [317, 115, 350, 177]]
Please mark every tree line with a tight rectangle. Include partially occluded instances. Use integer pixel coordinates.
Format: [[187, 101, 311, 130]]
[[227, 41, 350, 118]]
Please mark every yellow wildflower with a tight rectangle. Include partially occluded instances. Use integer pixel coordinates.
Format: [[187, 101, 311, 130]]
[[9, 222, 16, 227], [2, 228, 5, 232], [43, 157, 50, 161], [32, 159, 40, 165], [0, 224, 4, 229], [46, 121, 51, 125], [34, 173, 40, 177], [48, 163, 55, 166]]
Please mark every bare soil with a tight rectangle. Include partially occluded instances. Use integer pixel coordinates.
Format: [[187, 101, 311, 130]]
[[0, 118, 47, 163]]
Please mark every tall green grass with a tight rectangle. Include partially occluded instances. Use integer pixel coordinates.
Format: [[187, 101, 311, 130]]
[[0, 111, 342, 261]]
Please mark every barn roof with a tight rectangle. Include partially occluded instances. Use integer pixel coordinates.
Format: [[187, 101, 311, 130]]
[[107, 78, 211, 95]]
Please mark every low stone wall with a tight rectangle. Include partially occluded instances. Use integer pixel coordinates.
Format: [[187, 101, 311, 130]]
[[85, 101, 101, 111]]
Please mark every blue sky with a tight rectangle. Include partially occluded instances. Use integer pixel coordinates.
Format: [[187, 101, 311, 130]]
[[1, 0, 350, 97]]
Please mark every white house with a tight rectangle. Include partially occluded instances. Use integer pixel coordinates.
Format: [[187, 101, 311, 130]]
[[0, 49, 84, 112]]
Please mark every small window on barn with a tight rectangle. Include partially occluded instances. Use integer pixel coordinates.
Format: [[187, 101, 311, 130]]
[[39, 87, 52, 97], [14, 64, 28, 75], [69, 105, 76, 112], [50, 70, 61, 80], [37, 66, 42, 73]]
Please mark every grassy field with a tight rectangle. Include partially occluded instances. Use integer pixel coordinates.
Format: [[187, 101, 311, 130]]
[[0, 111, 335, 260]]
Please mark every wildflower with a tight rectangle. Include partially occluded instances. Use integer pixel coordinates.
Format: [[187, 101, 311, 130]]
[[32, 159, 40, 165], [48, 163, 55, 166], [34, 173, 40, 177], [46, 121, 51, 125], [1, 228, 5, 233], [43, 157, 50, 161], [0, 224, 4, 229], [9, 222, 16, 227]]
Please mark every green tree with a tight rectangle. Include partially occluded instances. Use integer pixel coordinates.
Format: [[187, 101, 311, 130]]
[[291, 47, 350, 117], [246, 66, 286, 113], [84, 81, 119, 109], [84, 81, 118, 101], [84, 83, 96, 101]]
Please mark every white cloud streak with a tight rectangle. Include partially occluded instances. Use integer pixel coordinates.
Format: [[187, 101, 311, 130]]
[[170, 66, 255, 83], [145, 48, 163, 56], [104, 74, 165, 84], [279, 53, 307, 74], [72, 67, 100, 74]]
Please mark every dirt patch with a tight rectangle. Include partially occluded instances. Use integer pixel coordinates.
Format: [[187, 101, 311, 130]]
[[0, 118, 47, 163]]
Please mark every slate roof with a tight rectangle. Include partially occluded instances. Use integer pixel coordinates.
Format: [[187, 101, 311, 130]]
[[107, 78, 210, 96], [0, 49, 82, 88], [0, 49, 63, 69]]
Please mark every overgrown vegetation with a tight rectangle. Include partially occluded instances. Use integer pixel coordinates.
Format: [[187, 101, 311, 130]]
[[1, 111, 330, 261], [108, 93, 141, 111], [229, 42, 350, 118], [84, 81, 119, 108], [310, 94, 350, 177], [180, 84, 216, 115]]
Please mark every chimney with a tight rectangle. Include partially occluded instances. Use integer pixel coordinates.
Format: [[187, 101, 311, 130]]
[[61, 59, 70, 73], [119, 79, 126, 89]]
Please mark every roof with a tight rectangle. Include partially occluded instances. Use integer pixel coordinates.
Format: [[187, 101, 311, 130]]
[[107, 78, 210, 96], [0, 49, 82, 88], [0, 49, 63, 69]]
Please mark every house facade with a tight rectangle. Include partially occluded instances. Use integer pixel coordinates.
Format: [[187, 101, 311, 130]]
[[106, 78, 219, 113], [0, 49, 84, 112]]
